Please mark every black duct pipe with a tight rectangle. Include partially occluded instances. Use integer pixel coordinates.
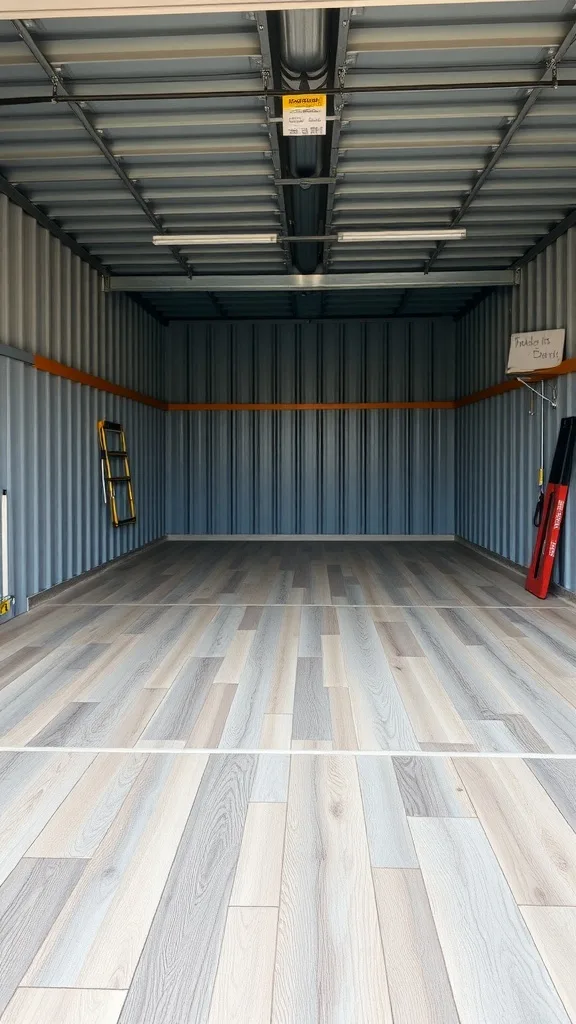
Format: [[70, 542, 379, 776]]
[[279, 10, 328, 273]]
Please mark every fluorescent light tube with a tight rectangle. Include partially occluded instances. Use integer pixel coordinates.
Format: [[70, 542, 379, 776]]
[[152, 233, 278, 246], [337, 229, 467, 243]]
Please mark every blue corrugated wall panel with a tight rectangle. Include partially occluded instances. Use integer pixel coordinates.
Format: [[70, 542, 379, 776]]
[[0, 194, 166, 619], [456, 227, 576, 592], [0, 355, 166, 616], [166, 319, 455, 536], [0, 194, 165, 398]]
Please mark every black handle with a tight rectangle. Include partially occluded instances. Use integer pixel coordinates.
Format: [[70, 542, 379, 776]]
[[533, 492, 544, 528]]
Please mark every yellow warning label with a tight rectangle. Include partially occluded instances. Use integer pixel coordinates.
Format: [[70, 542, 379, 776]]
[[282, 94, 326, 112]]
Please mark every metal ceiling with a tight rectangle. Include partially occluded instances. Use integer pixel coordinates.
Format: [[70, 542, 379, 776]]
[[1, 0, 576, 320]]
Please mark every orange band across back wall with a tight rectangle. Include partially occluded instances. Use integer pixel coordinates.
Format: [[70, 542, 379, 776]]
[[31, 353, 576, 412]]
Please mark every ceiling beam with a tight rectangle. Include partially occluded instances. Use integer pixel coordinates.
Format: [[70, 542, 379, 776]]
[[513, 208, 576, 269], [11, 19, 192, 280], [255, 13, 292, 272], [393, 290, 413, 317], [108, 270, 515, 292], [322, 8, 351, 271], [424, 17, 576, 273], [206, 292, 228, 318]]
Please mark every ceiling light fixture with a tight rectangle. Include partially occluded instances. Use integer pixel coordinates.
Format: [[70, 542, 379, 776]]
[[337, 229, 467, 242], [152, 233, 279, 246]]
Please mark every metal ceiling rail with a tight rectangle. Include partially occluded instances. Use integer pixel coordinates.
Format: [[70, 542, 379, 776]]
[[255, 13, 292, 272], [322, 8, 350, 271], [424, 17, 576, 273], [2, 79, 576, 107], [10, 19, 192, 280], [107, 270, 515, 292], [513, 207, 576, 269]]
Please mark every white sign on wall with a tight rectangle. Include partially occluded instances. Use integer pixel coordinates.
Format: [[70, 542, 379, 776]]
[[282, 94, 327, 137], [506, 328, 566, 374]]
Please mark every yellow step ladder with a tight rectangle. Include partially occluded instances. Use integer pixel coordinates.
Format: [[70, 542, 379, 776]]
[[98, 420, 137, 527]]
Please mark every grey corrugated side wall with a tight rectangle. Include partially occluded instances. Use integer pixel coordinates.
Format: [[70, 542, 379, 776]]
[[0, 195, 166, 617], [456, 228, 576, 591], [165, 319, 456, 536]]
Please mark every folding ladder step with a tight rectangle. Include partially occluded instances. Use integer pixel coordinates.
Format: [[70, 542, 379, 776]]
[[98, 419, 137, 529]]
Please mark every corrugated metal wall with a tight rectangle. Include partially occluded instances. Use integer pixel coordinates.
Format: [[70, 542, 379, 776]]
[[456, 227, 576, 590], [0, 195, 166, 617], [166, 319, 455, 536], [0, 195, 165, 396]]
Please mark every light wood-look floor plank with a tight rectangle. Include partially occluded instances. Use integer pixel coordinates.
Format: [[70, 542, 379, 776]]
[[455, 757, 576, 906], [117, 754, 256, 1024], [0, 541, 575, 754], [272, 755, 393, 1023], [207, 907, 278, 1024], [0, 988, 127, 1024], [410, 816, 572, 1024], [0, 753, 575, 1021], [521, 907, 576, 1021], [373, 868, 460, 1024]]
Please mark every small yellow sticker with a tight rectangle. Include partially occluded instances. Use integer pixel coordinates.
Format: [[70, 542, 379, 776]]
[[282, 94, 326, 111]]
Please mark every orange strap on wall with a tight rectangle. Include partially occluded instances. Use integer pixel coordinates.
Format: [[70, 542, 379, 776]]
[[30, 353, 576, 412], [33, 355, 166, 411]]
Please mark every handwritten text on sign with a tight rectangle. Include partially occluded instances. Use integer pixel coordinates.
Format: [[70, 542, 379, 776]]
[[507, 328, 566, 374], [282, 94, 327, 137]]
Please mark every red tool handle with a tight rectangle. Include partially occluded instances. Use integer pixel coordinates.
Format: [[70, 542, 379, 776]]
[[525, 483, 569, 598]]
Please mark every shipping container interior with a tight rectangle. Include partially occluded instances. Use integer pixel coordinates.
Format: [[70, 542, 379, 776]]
[[2, 2, 576, 1019]]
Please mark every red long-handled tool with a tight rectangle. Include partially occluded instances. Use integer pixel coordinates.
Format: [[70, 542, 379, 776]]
[[526, 416, 576, 599]]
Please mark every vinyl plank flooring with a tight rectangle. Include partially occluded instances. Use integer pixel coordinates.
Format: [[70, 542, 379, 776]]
[[410, 816, 572, 1024], [261, 713, 293, 749], [250, 753, 290, 803], [0, 646, 57, 691], [404, 607, 517, 719], [0, 750, 576, 1022], [0, 857, 86, 1015], [373, 868, 460, 1024], [186, 684, 238, 748], [0, 753, 94, 886], [230, 802, 286, 907], [23, 754, 192, 988], [27, 754, 148, 859], [272, 755, 393, 1024], [117, 754, 255, 1024], [328, 687, 359, 749], [207, 907, 278, 1024], [527, 759, 576, 831], [138, 657, 223, 744], [520, 907, 576, 1021], [357, 756, 419, 868], [390, 656, 474, 746], [219, 608, 285, 748], [338, 607, 418, 750], [0, 988, 127, 1024], [455, 757, 576, 906], [292, 658, 332, 743], [393, 755, 475, 817], [3, 540, 576, 754]]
